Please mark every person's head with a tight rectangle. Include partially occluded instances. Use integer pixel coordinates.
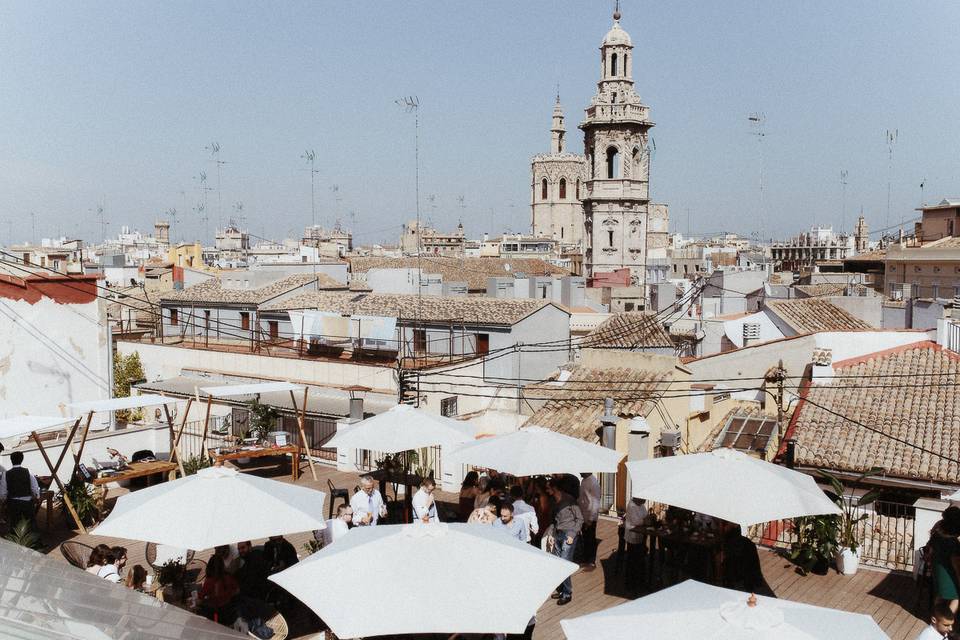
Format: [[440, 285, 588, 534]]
[[269, 535, 285, 543], [547, 478, 565, 498], [509, 485, 524, 501], [126, 564, 147, 589], [207, 554, 226, 580], [940, 506, 960, 536], [631, 497, 645, 506], [487, 496, 503, 514], [237, 540, 253, 557], [931, 600, 955, 635], [10, 451, 23, 466], [580, 472, 592, 479], [461, 471, 479, 489], [337, 504, 353, 522], [420, 478, 436, 494], [214, 545, 231, 559], [500, 502, 515, 524], [360, 475, 376, 496], [110, 546, 127, 568], [488, 479, 505, 496], [87, 544, 111, 568]]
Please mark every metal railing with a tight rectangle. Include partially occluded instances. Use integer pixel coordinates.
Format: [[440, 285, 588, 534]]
[[175, 416, 233, 460], [748, 499, 915, 571], [354, 445, 443, 480]]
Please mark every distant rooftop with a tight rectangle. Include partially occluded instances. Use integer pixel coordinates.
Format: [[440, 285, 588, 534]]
[[765, 298, 873, 334], [160, 273, 342, 305], [347, 256, 569, 290], [584, 312, 673, 349]]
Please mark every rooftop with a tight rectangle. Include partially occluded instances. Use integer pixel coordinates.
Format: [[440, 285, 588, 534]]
[[786, 341, 960, 486], [262, 290, 560, 326], [765, 298, 873, 334], [159, 273, 342, 305], [346, 255, 569, 291], [584, 312, 673, 349]]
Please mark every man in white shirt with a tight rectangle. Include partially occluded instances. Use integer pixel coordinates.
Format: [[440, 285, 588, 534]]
[[0, 451, 40, 530], [411, 477, 439, 524], [317, 504, 353, 547], [492, 503, 526, 541], [578, 473, 601, 568], [915, 601, 954, 639], [623, 497, 648, 595], [350, 475, 388, 526], [509, 486, 539, 542]]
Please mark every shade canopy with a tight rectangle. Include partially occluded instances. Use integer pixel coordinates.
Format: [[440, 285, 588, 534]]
[[0, 415, 74, 440], [560, 580, 888, 640], [200, 382, 305, 397], [0, 538, 244, 639], [626, 448, 841, 528], [93, 466, 326, 549], [270, 523, 576, 638], [444, 425, 624, 476], [68, 394, 174, 413], [325, 404, 476, 453]]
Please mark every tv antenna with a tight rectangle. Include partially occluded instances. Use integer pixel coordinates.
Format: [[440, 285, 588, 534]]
[[331, 184, 342, 225], [166, 207, 178, 242], [233, 201, 245, 229], [194, 170, 214, 241], [302, 149, 318, 228], [748, 112, 766, 243], [885, 129, 898, 230], [205, 142, 226, 231], [93, 201, 108, 243], [840, 170, 848, 234], [395, 96, 421, 252]]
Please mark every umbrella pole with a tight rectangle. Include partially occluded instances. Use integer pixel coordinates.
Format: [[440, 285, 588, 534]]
[[32, 431, 86, 534], [201, 395, 213, 462], [172, 397, 193, 454], [163, 403, 186, 479], [69, 412, 95, 479], [290, 388, 317, 481]]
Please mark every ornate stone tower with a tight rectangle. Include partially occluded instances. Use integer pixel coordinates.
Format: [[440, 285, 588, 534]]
[[581, 7, 657, 284], [854, 214, 870, 253], [530, 96, 587, 247]]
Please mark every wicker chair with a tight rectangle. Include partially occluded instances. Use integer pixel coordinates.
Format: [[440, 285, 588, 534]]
[[249, 612, 288, 640], [145, 542, 195, 571], [60, 541, 94, 570]]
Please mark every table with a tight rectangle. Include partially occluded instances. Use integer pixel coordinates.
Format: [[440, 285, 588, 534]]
[[631, 524, 723, 588], [209, 445, 300, 481], [89, 461, 179, 520], [367, 469, 422, 524]]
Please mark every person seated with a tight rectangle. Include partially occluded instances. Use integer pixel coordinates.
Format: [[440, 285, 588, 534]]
[[916, 600, 955, 639], [198, 555, 240, 625], [97, 547, 127, 583], [317, 504, 353, 547], [86, 544, 111, 575], [493, 503, 527, 541], [720, 520, 773, 596], [125, 564, 148, 592], [235, 540, 270, 599], [264, 535, 298, 574], [214, 544, 242, 575]]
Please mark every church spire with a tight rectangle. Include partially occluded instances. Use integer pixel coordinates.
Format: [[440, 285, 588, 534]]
[[551, 91, 566, 154]]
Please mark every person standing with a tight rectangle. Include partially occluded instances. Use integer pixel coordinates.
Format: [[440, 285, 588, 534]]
[[0, 451, 39, 530], [915, 600, 955, 639], [412, 478, 440, 524], [929, 506, 960, 616], [623, 497, 649, 595], [350, 475, 388, 526], [546, 478, 583, 605], [577, 473, 601, 568], [509, 486, 539, 543]]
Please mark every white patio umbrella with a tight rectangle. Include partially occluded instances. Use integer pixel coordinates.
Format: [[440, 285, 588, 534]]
[[93, 466, 326, 549], [444, 425, 624, 476], [626, 448, 840, 528], [948, 487, 960, 501], [270, 523, 577, 638], [325, 403, 476, 453], [560, 580, 888, 639]]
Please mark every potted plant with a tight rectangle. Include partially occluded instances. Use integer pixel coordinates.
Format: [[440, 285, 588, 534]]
[[788, 513, 839, 575], [156, 559, 187, 602], [58, 477, 100, 527], [820, 468, 881, 575]]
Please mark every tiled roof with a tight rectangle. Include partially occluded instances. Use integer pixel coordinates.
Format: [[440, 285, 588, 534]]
[[844, 249, 886, 262], [793, 283, 848, 297], [262, 290, 558, 326], [584, 312, 673, 349], [765, 298, 873, 333], [788, 342, 960, 484], [347, 256, 569, 290], [160, 273, 338, 305], [525, 365, 672, 442]]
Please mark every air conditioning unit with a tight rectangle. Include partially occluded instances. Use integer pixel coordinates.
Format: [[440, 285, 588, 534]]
[[660, 429, 682, 449], [891, 289, 903, 301], [742, 323, 761, 340]]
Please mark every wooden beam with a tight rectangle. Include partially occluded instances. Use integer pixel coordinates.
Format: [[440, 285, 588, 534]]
[[70, 412, 95, 479], [32, 432, 86, 534], [290, 388, 316, 481], [201, 394, 213, 462], [163, 403, 186, 478], [51, 418, 82, 476]]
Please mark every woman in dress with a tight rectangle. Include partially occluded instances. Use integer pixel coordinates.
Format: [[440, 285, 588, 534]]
[[458, 471, 481, 521], [930, 506, 960, 615]]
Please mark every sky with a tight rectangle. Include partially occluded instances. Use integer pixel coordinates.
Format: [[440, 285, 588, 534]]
[[1, 1, 959, 246]]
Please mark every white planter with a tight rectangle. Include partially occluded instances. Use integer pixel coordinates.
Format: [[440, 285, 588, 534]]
[[837, 547, 860, 575]]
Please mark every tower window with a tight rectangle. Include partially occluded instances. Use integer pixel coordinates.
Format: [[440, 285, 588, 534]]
[[632, 147, 641, 177], [611, 52, 618, 76], [606, 146, 620, 179], [608, 230, 615, 247], [612, 92, 617, 104], [624, 53, 629, 76], [561, 227, 564, 239], [541, 178, 548, 200], [576, 179, 581, 199], [559, 178, 567, 199]]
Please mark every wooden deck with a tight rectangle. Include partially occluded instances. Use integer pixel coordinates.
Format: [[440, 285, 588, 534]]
[[40, 460, 926, 639]]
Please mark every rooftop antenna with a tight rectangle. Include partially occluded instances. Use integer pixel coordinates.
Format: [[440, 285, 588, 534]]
[[885, 128, 898, 231], [302, 149, 318, 229], [233, 201, 245, 229], [748, 112, 766, 243], [396, 94, 422, 364], [166, 207, 178, 242], [205, 142, 226, 232], [94, 200, 108, 243], [840, 170, 848, 234], [331, 184, 342, 227], [193, 202, 207, 244], [194, 170, 214, 241]]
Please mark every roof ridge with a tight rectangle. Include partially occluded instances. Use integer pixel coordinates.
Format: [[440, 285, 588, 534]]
[[832, 339, 960, 369]]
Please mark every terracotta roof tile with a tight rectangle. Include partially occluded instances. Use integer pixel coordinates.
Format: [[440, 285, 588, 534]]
[[160, 273, 341, 305], [765, 298, 873, 333], [347, 256, 569, 291], [584, 312, 673, 349]]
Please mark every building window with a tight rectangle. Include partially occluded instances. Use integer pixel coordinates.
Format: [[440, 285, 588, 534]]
[[240, 312, 250, 331], [560, 227, 564, 239], [684, 264, 689, 274], [611, 52, 618, 76], [608, 230, 615, 247], [559, 178, 566, 199], [440, 396, 458, 417], [204, 309, 211, 331], [413, 329, 427, 353], [624, 302, 634, 311], [576, 179, 581, 199], [673, 264, 677, 273], [476, 333, 490, 355], [624, 53, 629, 75], [914, 266, 922, 273], [541, 178, 548, 200], [268, 320, 279, 339], [606, 147, 620, 179], [170, 308, 178, 326]]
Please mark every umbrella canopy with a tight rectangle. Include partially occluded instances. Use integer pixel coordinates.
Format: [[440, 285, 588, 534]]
[[0, 415, 74, 440], [270, 523, 577, 638], [561, 580, 888, 640], [325, 403, 476, 453], [93, 466, 326, 549], [444, 425, 624, 476], [626, 448, 840, 528]]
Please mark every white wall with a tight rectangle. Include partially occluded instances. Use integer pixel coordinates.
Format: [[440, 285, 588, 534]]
[[0, 296, 112, 418]]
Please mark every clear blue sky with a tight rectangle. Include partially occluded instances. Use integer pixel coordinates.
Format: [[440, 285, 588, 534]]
[[1, 1, 958, 245]]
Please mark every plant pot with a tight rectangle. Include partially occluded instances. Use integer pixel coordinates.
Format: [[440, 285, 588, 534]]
[[812, 557, 830, 575], [837, 547, 860, 575], [236, 457, 250, 465]]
